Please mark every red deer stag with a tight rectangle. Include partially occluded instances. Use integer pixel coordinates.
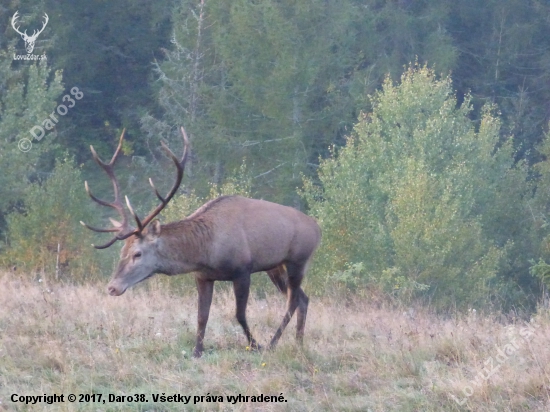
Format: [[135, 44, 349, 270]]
[[81, 127, 321, 357]]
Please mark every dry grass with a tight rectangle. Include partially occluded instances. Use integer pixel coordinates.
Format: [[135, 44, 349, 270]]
[[1, 272, 550, 411]]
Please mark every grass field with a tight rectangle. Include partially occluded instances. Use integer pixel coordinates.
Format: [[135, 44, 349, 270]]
[[1, 272, 549, 411]]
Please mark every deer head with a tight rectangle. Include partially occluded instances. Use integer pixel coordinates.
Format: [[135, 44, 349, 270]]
[[11, 11, 49, 54]]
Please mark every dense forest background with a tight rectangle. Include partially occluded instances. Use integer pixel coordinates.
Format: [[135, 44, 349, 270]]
[[3, 0, 550, 312]]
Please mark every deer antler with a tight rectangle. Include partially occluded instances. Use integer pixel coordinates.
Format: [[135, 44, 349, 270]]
[[80, 130, 138, 249], [132, 126, 190, 228], [81, 127, 190, 249], [32, 13, 49, 39], [11, 12, 49, 54], [11, 11, 25, 37], [11, 12, 48, 39]]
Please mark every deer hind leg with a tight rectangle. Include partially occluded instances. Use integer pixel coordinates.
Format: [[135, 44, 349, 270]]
[[233, 273, 261, 350], [194, 277, 214, 358], [295, 288, 309, 344], [267, 264, 308, 344], [268, 262, 307, 349]]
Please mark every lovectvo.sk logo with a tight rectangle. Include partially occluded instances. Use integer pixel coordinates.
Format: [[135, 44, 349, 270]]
[[11, 11, 48, 61]]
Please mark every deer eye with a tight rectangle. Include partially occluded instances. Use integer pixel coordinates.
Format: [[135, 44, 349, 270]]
[[133, 252, 142, 260]]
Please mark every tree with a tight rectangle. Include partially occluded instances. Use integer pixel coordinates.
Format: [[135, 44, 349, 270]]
[[0, 49, 64, 236], [303, 65, 534, 310], [35, 0, 174, 159], [448, 0, 550, 161], [143, 0, 459, 203], [2, 157, 107, 279]]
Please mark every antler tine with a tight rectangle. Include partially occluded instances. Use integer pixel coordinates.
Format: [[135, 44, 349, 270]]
[[28, 13, 49, 38], [90, 129, 125, 168], [92, 228, 139, 250], [149, 178, 164, 202], [83, 181, 117, 209], [86, 130, 126, 213], [82, 127, 189, 248], [79, 220, 119, 233], [125, 195, 144, 232], [38, 13, 48, 34], [11, 11, 25, 36], [140, 126, 190, 228], [81, 130, 138, 246], [92, 237, 120, 250]]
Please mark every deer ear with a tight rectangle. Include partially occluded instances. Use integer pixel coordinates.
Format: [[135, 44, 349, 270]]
[[147, 220, 162, 238]]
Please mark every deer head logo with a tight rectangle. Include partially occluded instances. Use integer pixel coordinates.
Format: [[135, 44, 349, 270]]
[[11, 11, 49, 54]]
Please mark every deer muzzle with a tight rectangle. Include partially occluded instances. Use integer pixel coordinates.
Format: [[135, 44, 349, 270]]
[[107, 282, 126, 296]]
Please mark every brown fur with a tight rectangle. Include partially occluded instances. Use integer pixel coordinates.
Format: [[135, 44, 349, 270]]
[[107, 195, 321, 357], [80, 128, 323, 357]]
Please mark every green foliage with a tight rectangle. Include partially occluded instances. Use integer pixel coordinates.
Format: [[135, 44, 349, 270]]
[[23, 0, 174, 158], [530, 129, 550, 262], [4, 0, 550, 312], [447, 0, 550, 160], [0, 54, 64, 226], [529, 259, 550, 290], [325, 261, 429, 300], [529, 133, 550, 273], [303, 65, 533, 310], [378, 266, 430, 303], [144, 0, 461, 203], [2, 158, 106, 279], [328, 262, 366, 292], [161, 161, 251, 224]]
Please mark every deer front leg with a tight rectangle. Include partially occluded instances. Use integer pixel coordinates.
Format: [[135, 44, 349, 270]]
[[194, 278, 214, 358]]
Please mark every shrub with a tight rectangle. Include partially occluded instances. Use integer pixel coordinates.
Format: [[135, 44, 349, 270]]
[[302, 65, 532, 310], [1, 157, 109, 280]]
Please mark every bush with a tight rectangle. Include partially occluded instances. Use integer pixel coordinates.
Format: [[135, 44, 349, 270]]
[[302, 65, 534, 310], [1, 157, 109, 280]]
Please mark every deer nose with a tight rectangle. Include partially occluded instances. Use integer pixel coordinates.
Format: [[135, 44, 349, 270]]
[[108, 285, 119, 296]]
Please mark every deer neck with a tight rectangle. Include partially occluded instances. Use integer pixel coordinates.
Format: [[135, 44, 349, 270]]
[[156, 218, 212, 275]]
